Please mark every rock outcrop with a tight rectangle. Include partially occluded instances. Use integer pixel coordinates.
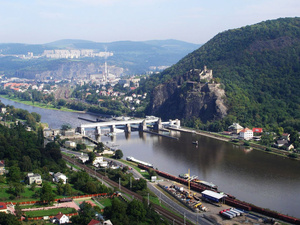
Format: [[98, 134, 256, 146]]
[[148, 68, 227, 122]]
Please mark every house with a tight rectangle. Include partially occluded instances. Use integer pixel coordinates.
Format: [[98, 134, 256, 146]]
[[27, 173, 42, 185], [252, 128, 263, 133], [51, 212, 69, 224], [0, 160, 6, 175], [93, 155, 108, 168], [65, 141, 76, 148], [62, 129, 75, 137], [88, 219, 101, 225], [281, 133, 290, 141], [1, 108, 6, 114], [100, 150, 114, 155], [275, 139, 288, 147], [286, 143, 294, 151], [78, 155, 89, 163], [53, 172, 68, 184], [0, 202, 8, 214], [228, 123, 244, 134], [239, 128, 253, 140], [103, 220, 113, 225]]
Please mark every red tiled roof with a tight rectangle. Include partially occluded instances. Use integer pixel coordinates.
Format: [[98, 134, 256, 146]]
[[240, 128, 252, 133], [252, 128, 263, 133], [55, 212, 65, 219], [0, 202, 7, 210], [88, 219, 101, 225]]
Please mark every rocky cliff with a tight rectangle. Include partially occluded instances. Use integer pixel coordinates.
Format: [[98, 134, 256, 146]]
[[148, 68, 227, 122]]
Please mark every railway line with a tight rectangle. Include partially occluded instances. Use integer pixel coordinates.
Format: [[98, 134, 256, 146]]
[[62, 154, 194, 225]]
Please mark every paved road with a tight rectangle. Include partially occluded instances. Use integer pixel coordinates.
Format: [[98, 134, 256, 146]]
[[61, 149, 213, 225], [104, 157, 213, 225]]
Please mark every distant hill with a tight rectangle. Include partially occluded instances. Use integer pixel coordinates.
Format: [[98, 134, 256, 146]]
[[143, 17, 300, 131], [0, 39, 200, 75]]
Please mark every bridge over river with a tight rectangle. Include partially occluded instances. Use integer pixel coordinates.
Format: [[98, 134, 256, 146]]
[[78, 117, 180, 136]]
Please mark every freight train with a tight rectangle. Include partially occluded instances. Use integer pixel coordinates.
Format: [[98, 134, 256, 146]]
[[138, 164, 300, 225]]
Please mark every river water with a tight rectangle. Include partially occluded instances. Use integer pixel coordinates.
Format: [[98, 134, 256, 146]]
[[1, 97, 300, 218]]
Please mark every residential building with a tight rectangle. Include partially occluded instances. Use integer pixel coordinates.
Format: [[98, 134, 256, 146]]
[[51, 212, 69, 224], [281, 133, 290, 141], [88, 219, 101, 225], [93, 155, 108, 168], [78, 155, 89, 163], [27, 173, 42, 185], [239, 128, 253, 140], [53, 172, 68, 184], [0, 202, 7, 214], [65, 141, 76, 148], [252, 128, 263, 133], [103, 220, 113, 225], [228, 123, 244, 134]]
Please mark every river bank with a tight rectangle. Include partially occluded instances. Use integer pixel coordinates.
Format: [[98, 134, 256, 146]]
[[168, 126, 300, 161], [0, 94, 84, 113]]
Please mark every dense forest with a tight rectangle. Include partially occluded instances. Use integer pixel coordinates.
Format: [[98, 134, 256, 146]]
[[140, 17, 300, 132]]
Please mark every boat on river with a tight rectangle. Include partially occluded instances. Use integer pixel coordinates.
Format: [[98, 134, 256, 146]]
[[193, 179, 218, 190], [178, 174, 218, 190]]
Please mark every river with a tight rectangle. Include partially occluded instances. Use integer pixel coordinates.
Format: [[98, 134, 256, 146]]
[[1, 97, 300, 219]]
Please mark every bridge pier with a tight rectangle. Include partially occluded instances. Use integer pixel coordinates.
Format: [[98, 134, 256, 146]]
[[125, 124, 131, 133], [153, 118, 162, 131], [80, 127, 86, 136], [110, 125, 116, 133], [139, 120, 147, 131], [95, 126, 101, 135]]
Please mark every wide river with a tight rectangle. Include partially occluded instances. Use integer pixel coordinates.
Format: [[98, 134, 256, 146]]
[[1, 97, 300, 218]]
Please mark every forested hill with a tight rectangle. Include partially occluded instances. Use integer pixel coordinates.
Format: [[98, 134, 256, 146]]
[[142, 17, 300, 131]]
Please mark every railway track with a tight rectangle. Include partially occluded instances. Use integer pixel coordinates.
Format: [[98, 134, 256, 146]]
[[62, 154, 194, 225]]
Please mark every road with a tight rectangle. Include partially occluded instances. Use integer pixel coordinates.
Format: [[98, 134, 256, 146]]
[[61, 149, 213, 225]]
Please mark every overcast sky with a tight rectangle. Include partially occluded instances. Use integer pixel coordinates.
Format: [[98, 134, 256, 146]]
[[0, 0, 299, 44]]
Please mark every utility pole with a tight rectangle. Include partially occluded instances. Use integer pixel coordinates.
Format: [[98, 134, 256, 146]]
[[130, 177, 132, 189], [184, 212, 186, 225], [148, 193, 149, 205], [119, 177, 121, 190]]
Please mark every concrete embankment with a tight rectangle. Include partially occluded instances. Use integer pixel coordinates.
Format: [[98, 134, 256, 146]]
[[167, 127, 230, 142]]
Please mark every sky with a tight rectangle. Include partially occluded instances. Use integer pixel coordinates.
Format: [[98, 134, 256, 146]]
[[0, 0, 299, 45]]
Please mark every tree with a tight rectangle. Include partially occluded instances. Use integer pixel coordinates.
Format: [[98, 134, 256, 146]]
[[14, 203, 22, 219], [64, 183, 73, 196], [127, 199, 146, 223], [0, 212, 21, 225], [88, 152, 96, 164], [56, 180, 64, 195], [61, 123, 72, 131], [114, 149, 123, 159], [7, 166, 21, 182], [40, 182, 55, 203], [71, 202, 96, 225], [76, 143, 86, 151], [31, 112, 41, 123], [94, 142, 105, 152], [104, 198, 129, 225]]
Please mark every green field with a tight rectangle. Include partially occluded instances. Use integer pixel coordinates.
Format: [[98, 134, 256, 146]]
[[24, 207, 76, 217]]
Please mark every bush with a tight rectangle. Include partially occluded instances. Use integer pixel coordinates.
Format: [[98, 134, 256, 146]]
[[244, 141, 250, 146], [265, 147, 271, 152], [288, 153, 298, 158]]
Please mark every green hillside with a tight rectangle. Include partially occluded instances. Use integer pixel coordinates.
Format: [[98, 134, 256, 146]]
[[142, 17, 300, 131]]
